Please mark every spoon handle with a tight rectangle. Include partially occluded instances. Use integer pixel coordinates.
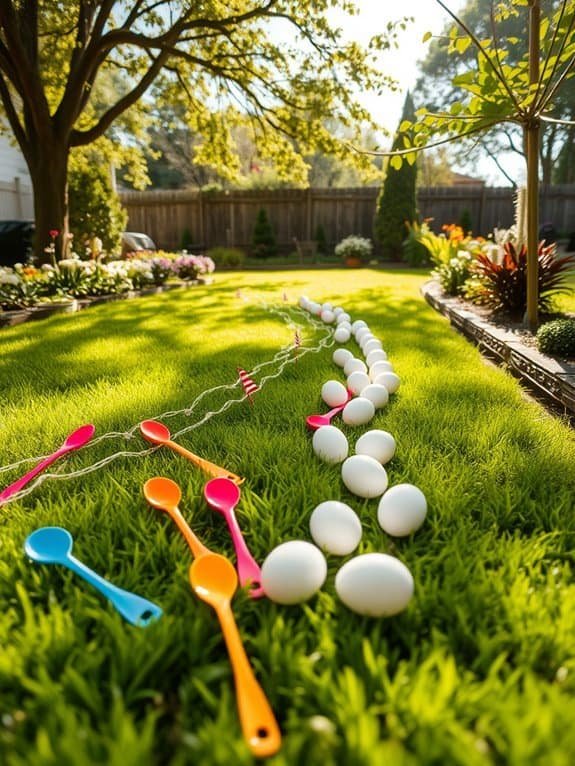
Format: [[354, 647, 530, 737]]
[[215, 602, 281, 758], [167, 440, 244, 485], [65, 555, 162, 627], [225, 510, 263, 595], [170, 506, 212, 559], [0, 448, 67, 503], [325, 401, 347, 419]]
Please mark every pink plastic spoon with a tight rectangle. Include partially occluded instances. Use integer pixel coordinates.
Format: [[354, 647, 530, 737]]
[[305, 391, 353, 431], [0, 424, 95, 504], [204, 478, 265, 599]]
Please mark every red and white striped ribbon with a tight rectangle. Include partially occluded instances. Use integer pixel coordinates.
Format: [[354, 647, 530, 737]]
[[238, 368, 259, 402]]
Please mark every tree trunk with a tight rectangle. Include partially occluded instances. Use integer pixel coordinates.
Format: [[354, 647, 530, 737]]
[[525, 0, 540, 330], [27, 139, 70, 263]]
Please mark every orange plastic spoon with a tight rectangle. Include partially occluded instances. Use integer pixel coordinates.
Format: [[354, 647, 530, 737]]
[[143, 477, 211, 559], [140, 420, 244, 485], [189, 553, 281, 758]]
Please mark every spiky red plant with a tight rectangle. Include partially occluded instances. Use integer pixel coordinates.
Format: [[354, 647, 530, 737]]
[[473, 241, 575, 316]]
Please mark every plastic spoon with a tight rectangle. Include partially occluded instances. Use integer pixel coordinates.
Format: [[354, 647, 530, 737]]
[[143, 477, 211, 559], [0, 424, 95, 504], [189, 553, 281, 758], [204, 478, 264, 599], [140, 420, 244, 485], [24, 527, 162, 627], [305, 390, 354, 430]]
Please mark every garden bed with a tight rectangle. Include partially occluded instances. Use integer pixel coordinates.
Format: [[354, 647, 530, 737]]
[[422, 279, 575, 417]]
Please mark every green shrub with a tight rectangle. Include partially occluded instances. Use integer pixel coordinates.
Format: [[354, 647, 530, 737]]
[[252, 208, 277, 258], [374, 92, 417, 260], [315, 223, 328, 255], [69, 161, 127, 255], [458, 208, 473, 236], [473, 241, 575, 316], [536, 319, 575, 357], [207, 247, 246, 269], [402, 221, 430, 267], [180, 227, 194, 250]]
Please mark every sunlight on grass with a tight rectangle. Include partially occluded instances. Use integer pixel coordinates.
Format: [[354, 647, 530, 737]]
[[1, 269, 575, 765]]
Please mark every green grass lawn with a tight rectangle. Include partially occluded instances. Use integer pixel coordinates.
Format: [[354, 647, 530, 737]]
[[553, 270, 575, 314], [1, 269, 575, 766]]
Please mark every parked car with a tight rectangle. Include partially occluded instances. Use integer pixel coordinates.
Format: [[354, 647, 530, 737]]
[[0, 220, 35, 266], [121, 231, 157, 257]]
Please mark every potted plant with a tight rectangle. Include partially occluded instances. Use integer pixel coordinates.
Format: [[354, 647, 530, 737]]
[[335, 235, 373, 267]]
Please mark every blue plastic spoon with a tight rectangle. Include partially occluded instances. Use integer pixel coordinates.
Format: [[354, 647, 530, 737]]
[[24, 527, 163, 627]]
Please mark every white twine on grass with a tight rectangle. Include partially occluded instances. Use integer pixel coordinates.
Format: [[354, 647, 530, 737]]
[[0, 295, 334, 505]]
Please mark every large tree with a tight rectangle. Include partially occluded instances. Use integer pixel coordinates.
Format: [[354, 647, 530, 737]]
[[0, 1, 404, 260], [416, 0, 575, 186]]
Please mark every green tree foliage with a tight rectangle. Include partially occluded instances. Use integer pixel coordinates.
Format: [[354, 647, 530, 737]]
[[68, 150, 127, 255], [0, 2, 407, 260], [415, 0, 575, 185], [315, 223, 328, 255], [252, 209, 277, 259], [374, 92, 418, 261], [458, 208, 473, 235], [383, 0, 575, 326]]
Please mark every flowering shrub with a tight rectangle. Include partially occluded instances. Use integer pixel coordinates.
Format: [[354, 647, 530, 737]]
[[335, 235, 373, 262], [0, 264, 47, 309], [417, 223, 483, 296], [0, 250, 215, 313], [173, 254, 215, 280]]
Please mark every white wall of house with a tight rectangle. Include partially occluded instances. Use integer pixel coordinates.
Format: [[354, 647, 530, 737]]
[[0, 134, 34, 219]]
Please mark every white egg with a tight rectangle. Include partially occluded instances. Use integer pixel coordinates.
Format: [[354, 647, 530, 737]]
[[346, 370, 370, 396], [366, 349, 388, 366], [341, 397, 375, 427], [336, 312, 351, 324], [299, 295, 309, 309], [362, 338, 383, 356], [355, 429, 396, 464], [359, 335, 375, 352], [355, 327, 372, 344], [261, 541, 327, 604], [341, 454, 388, 498], [351, 320, 367, 333], [337, 321, 352, 333], [333, 307, 344, 317], [309, 501, 362, 556], [334, 327, 351, 344], [360, 383, 389, 409], [321, 302, 333, 312], [321, 379, 349, 407], [369, 361, 394, 381], [374, 371, 401, 394], [333, 348, 353, 368], [308, 301, 322, 315], [312, 425, 349, 464], [343, 357, 367, 376], [321, 309, 335, 324], [335, 553, 414, 616], [378, 484, 427, 536]]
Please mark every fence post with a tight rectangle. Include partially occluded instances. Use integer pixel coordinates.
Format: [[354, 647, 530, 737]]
[[14, 176, 22, 218], [305, 187, 312, 241]]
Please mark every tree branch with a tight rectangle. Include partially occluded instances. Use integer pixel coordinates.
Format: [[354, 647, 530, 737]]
[[535, 8, 575, 112], [70, 51, 170, 146], [434, 0, 524, 115], [0, 72, 29, 158]]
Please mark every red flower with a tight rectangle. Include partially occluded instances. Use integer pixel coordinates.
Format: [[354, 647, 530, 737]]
[[49, 229, 59, 239]]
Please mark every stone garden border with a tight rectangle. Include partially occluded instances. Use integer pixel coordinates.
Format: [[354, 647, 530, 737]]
[[421, 280, 575, 418]]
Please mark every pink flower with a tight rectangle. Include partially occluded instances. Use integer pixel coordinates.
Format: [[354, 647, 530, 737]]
[[49, 229, 59, 239]]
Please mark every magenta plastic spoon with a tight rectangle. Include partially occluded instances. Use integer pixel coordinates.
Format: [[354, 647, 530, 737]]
[[0, 424, 95, 504], [203, 478, 265, 599], [305, 390, 353, 431]]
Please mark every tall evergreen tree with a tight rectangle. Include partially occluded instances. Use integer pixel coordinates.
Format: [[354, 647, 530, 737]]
[[375, 92, 418, 261]]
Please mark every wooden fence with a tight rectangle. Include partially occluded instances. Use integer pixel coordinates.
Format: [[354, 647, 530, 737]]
[[120, 184, 575, 253]]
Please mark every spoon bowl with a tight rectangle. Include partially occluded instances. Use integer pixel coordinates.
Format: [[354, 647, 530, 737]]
[[204, 477, 241, 515], [25, 526, 73, 563], [140, 419, 171, 445], [64, 424, 96, 449], [189, 551, 238, 604], [305, 414, 331, 429], [143, 477, 182, 511]]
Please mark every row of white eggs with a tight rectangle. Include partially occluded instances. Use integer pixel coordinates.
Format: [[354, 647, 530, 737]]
[[260, 297, 416, 616], [261, 541, 414, 617]]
